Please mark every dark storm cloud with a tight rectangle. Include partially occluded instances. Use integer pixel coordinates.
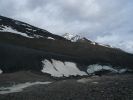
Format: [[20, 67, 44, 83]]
[[0, 0, 133, 53]]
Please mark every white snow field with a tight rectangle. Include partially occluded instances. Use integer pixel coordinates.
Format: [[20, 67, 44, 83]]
[[42, 59, 131, 77], [41, 59, 87, 77]]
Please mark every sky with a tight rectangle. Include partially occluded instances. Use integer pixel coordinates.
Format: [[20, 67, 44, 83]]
[[0, 0, 133, 53]]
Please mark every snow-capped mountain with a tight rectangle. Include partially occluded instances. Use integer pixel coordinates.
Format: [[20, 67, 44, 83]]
[[0, 15, 133, 77], [62, 33, 112, 48], [62, 33, 74, 40], [0, 15, 65, 40], [62, 33, 81, 42]]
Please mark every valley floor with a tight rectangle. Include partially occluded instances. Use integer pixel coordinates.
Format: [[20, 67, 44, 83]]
[[0, 71, 133, 100]]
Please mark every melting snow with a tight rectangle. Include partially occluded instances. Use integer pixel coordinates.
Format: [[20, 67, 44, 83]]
[[42, 60, 130, 77], [87, 64, 117, 74], [0, 81, 52, 94], [41, 59, 87, 77], [87, 64, 130, 75], [118, 69, 129, 74], [0, 26, 33, 38]]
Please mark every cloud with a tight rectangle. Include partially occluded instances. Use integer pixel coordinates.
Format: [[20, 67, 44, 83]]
[[0, 0, 133, 53], [96, 33, 133, 53]]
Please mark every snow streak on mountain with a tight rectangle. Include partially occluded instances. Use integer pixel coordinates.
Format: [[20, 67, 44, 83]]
[[0, 15, 65, 40]]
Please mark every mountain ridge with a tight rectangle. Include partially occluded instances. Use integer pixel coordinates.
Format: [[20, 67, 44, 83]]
[[0, 15, 133, 77], [0, 15, 66, 40]]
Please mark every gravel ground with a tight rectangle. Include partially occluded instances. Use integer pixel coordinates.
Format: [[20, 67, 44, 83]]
[[0, 72, 133, 100]]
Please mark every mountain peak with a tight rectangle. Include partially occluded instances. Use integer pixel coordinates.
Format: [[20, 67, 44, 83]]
[[62, 33, 75, 40], [62, 33, 81, 42]]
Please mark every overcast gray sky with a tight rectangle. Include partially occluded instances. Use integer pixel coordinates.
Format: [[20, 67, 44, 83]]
[[0, 0, 133, 53]]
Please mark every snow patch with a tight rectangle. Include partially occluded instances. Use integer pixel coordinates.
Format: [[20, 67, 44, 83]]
[[15, 21, 21, 25], [26, 28, 33, 31], [42, 60, 62, 77], [62, 33, 81, 42], [71, 35, 81, 42], [98, 42, 113, 48], [63, 33, 74, 40], [0, 69, 3, 74], [33, 34, 43, 38], [0, 26, 33, 38], [87, 64, 130, 75], [91, 42, 96, 45], [21, 23, 32, 28], [62, 33, 114, 48], [0, 81, 52, 94], [118, 68, 132, 74], [47, 37, 55, 40], [33, 30, 37, 32], [77, 78, 92, 83], [87, 64, 117, 75], [41, 59, 87, 77], [25, 28, 37, 33]]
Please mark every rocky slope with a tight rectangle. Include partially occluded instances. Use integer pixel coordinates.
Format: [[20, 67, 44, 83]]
[[0, 15, 133, 77]]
